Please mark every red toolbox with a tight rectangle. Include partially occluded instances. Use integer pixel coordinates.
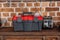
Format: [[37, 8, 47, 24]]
[[12, 12, 43, 31]]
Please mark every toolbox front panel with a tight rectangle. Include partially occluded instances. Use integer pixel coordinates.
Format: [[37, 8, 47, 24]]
[[32, 22, 39, 31], [14, 22, 23, 31], [38, 21, 43, 31], [23, 21, 32, 31]]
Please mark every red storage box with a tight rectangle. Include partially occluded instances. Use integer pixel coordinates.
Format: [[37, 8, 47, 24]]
[[37, 16, 43, 20]]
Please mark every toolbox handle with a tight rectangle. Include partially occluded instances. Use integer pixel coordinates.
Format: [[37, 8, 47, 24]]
[[33, 17, 38, 22], [16, 16, 22, 22]]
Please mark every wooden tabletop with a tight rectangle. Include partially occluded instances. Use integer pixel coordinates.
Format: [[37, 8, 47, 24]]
[[0, 27, 59, 36]]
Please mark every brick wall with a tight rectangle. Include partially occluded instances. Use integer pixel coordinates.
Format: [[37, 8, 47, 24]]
[[0, 1, 60, 27]]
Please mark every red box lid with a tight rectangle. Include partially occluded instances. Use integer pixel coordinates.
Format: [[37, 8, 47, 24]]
[[37, 16, 43, 20], [21, 15, 28, 21], [12, 16, 18, 20], [28, 15, 34, 20]]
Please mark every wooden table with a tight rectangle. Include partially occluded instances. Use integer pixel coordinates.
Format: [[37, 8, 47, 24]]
[[0, 27, 60, 40]]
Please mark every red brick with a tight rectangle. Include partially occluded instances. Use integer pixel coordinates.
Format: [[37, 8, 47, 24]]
[[46, 7, 59, 11], [30, 8, 40, 12], [0, 8, 14, 12], [49, 12, 55, 16], [49, 2, 55, 6], [41, 2, 49, 7], [0, 8, 3, 12], [16, 8, 29, 12], [2, 8, 14, 12], [11, 2, 17, 7], [15, 8, 22, 12], [8, 17, 12, 21], [53, 17, 60, 21], [57, 2, 60, 6], [3, 13, 9, 17], [3, 3, 10, 7], [27, 3, 32, 7], [23, 8, 29, 12], [34, 2, 40, 6], [0, 3, 2, 7], [30, 8, 36, 12], [19, 3, 25, 7], [41, 12, 48, 16], [57, 12, 60, 16], [11, 13, 16, 17]]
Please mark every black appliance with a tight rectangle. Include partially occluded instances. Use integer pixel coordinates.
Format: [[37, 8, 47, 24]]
[[43, 16, 53, 29]]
